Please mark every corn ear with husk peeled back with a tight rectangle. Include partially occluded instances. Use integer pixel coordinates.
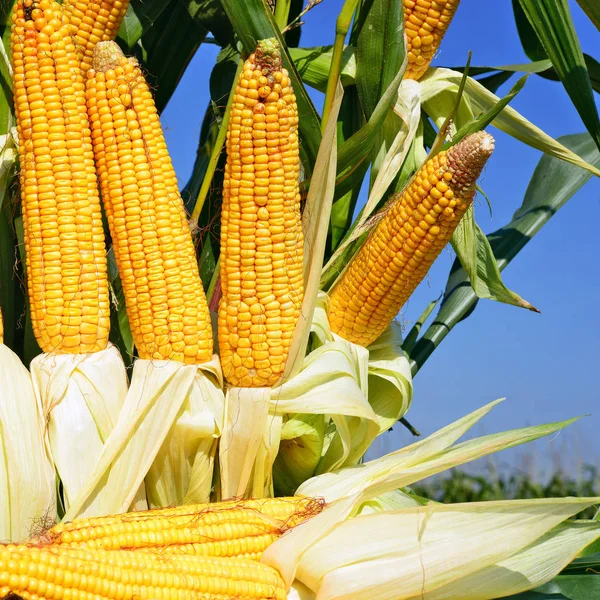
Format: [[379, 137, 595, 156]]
[[328, 132, 494, 347], [403, 0, 462, 81], [10, 0, 134, 517], [217, 38, 304, 500], [0, 544, 288, 600], [0, 308, 57, 542], [61, 0, 130, 72], [34, 496, 324, 560], [78, 41, 223, 513]]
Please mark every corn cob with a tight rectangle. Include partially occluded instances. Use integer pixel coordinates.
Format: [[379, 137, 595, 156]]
[[0, 544, 287, 600], [404, 0, 461, 80], [85, 42, 212, 364], [328, 132, 494, 347], [62, 0, 130, 72], [35, 496, 324, 559], [11, 0, 110, 354], [219, 39, 303, 388]]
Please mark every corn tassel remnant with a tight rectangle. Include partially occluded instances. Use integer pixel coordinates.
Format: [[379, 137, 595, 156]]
[[11, 0, 110, 354], [329, 131, 495, 347], [86, 42, 213, 364], [219, 38, 303, 388], [404, 0, 461, 80]]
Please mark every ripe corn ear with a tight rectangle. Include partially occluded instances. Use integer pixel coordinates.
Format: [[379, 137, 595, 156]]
[[219, 38, 303, 387], [0, 544, 287, 600], [11, 0, 110, 354], [404, 0, 461, 80], [328, 132, 494, 347], [35, 496, 324, 559], [86, 42, 212, 364], [62, 0, 130, 72]]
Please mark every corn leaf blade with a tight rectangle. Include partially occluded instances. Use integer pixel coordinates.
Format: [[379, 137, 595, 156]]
[[289, 45, 356, 92], [576, 0, 600, 31], [116, 0, 171, 49], [515, 0, 600, 151]]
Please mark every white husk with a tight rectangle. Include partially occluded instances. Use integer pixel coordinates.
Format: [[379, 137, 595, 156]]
[[0, 343, 56, 542], [288, 499, 600, 600], [30, 343, 139, 516], [62, 356, 224, 519]]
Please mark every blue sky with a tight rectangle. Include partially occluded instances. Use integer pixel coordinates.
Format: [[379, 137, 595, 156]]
[[161, 1, 600, 473]]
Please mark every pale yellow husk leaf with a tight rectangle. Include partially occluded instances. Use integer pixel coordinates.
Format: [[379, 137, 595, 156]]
[[30, 344, 143, 517], [278, 501, 600, 600], [62, 356, 223, 519], [419, 68, 600, 177], [0, 343, 56, 542]]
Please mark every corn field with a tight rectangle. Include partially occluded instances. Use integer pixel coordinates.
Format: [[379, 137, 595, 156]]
[[0, 0, 599, 599]]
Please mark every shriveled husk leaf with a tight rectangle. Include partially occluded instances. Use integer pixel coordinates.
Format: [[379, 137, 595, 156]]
[[272, 498, 600, 600], [145, 357, 224, 507], [62, 356, 224, 519], [29, 344, 140, 517], [0, 343, 56, 541], [420, 68, 600, 177]]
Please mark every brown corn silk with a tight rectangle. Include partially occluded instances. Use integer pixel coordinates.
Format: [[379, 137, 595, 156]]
[[404, 0, 461, 80], [328, 132, 495, 347], [32, 497, 324, 560], [0, 544, 287, 600], [62, 0, 130, 72], [11, 0, 110, 354], [85, 42, 213, 365], [219, 38, 303, 387]]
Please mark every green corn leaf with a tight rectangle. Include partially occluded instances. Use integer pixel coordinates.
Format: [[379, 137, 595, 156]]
[[289, 45, 357, 92], [218, 0, 322, 171], [107, 249, 134, 366], [407, 132, 600, 376], [401, 296, 440, 356], [187, 0, 234, 46], [139, 2, 208, 113], [116, 0, 171, 49], [515, 0, 600, 151], [353, 0, 405, 120]]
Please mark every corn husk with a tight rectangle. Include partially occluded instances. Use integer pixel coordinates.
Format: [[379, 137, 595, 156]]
[[61, 356, 224, 520], [419, 67, 600, 177], [261, 404, 596, 600], [29, 343, 140, 517], [278, 500, 600, 600], [0, 342, 56, 541]]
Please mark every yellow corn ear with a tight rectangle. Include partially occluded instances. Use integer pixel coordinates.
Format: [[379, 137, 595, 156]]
[[328, 132, 494, 347], [34, 496, 324, 560], [219, 38, 303, 388], [62, 0, 130, 72], [85, 42, 212, 365], [11, 0, 110, 354], [404, 0, 461, 80], [0, 544, 288, 600]]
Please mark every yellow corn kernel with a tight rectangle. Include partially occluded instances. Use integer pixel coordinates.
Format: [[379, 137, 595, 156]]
[[0, 544, 287, 600], [219, 38, 303, 387], [404, 0, 461, 80], [329, 132, 495, 347], [62, 0, 130, 72], [86, 42, 212, 364], [34, 496, 323, 560], [11, 0, 110, 354]]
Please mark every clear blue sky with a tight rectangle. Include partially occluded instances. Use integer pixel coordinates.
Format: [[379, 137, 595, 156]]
[[160, 1, 600, 475]]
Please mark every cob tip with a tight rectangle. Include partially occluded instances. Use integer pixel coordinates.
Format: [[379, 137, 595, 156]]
[[91, 41, 125, 73], [447, 131, 495, 192], [255, 37, 282, 73]]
